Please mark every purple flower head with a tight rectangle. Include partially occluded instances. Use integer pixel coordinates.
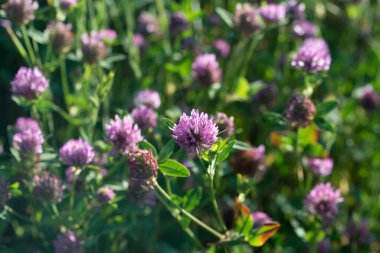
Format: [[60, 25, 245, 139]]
[[231, 145, 266, 178], [14, 117, 41, 134], [97, 29, 117, 42], [345, 218, 372, 245], [48, 22, 74, 54], [127, 149, 158, 191], [292, 20, 318, 38], [253, 83, 278, 108], [133, 33, 148, 53], [233, 3, 260, 37], [59, 139, 95, 166], [213, 112, 235, 138], [138, 12, 161, 37], [317, 239, 330, 253], [308, 157, 333, 174], [172, 109, 218, 152], [59, 0, 77, 10], [132, 106, 157, 131], [0, 179, 10, 208], [4, 0, 38, 26], [96, 186, 115, 204], [307, 157, 333, 177], [252, 211, 272, 228], [286, 0, 305, 20], [284, 94, 316, 128], [134, 89, 161, 109], [169, 12, 189, 36], [105, 115, 143, 155], [81, 32, 107, 64], [292, 38, 331, 73], [53, 231, 83, 253], [13, 130, 44, 156], [11, 67, 49, 99], [192, 53, 222, 86], [33, 172, 63, 203], [305, 183, 343, 218], [259, 3, 287, 23], [360, 84, 379, 111], [213, 39, 231, 58]]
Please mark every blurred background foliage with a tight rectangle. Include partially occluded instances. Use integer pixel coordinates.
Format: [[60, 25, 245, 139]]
[[0, 0, 380, 252]]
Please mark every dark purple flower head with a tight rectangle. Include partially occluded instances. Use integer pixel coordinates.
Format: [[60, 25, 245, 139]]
[[360, 84, 379, 111], [169, 12, 189, 36], [127, 149, 158, 191], [11, 67, 49, 99], [292, 38, 331, 72], [138, 12, 161, 37], [292, 20, 318, 38], [59, 0, 77, 10], [345, 218, 372, 245], [284, 94, 316, 128], [233, 3, 260, 37], [81, 32, 107, 64], [172, 109, 218, 152], [252, 211, 272, 227], [0, 179, 10, 208], [286, 0, 305, 20], [53, 231, 83, 253], [307, 157, 334, 177], [13, 130, 44, 156], [305, 183, 343, 218], [213, 112, 235, 138], [231, 145, 266, 178], [105, 115, 143, 155], [213, 39, 230, 58], [59, 139, 95, 166], [259, 3, 287, 23], [48, 22, 74, 54], [14, 117, 41, 134], [192, 53, 222, 86], [96, 186, 115, 204], [317, 239, 330, 253], [132, 106, 157, 131], [134, 89, 161, 109], [253, 83, 278, 108], [4, 0, 38, 26], [33, 172, 63, 203], [207, 14, 220, 26]]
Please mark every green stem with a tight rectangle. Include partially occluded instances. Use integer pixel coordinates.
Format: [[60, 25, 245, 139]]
[[156, 184, 224, 239], [60, 55, 70, 110], [209, 176, 227, 232], [3, 24, 30, 65], [155, 0, 171, 55], [21, 26, 36, 65], [154, 191, 205, 249]]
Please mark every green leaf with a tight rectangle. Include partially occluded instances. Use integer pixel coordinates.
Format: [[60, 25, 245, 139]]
[[159, 159, 190, 177], [233, 140, 252, 151], [316, 100, 337, 116], [235, 209, 254, 237], [158, 139, 176, 164], [234, 77, 250, 100], [217, 139, 235, 162], [263, 112, 287, 126], [182, 188, 202, 211], [215, 7, 233, 28], [138, 141, 158, 157], [314, 118, 335, 132], [248, 222, 280, 247], [162, 117, 175, 130]]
